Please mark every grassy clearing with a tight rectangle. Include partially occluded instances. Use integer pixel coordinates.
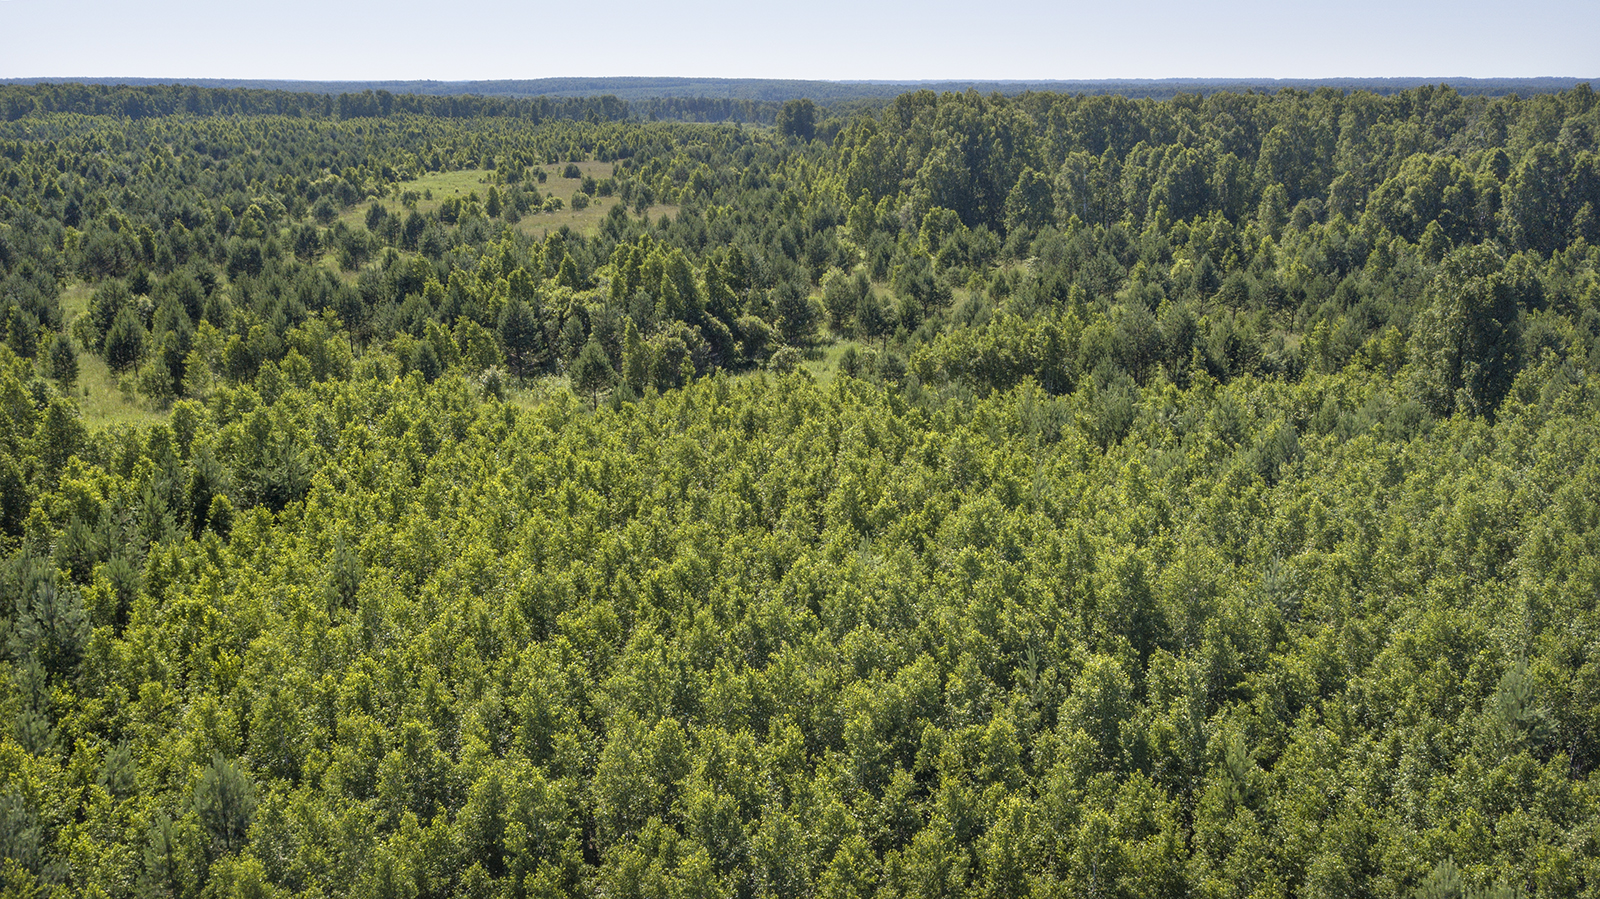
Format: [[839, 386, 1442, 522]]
[[56, 282, 167, 429], [801, 338, 864, 384], [339, 164, 680, 242], [502, 375, 573, 413], [333, 169, 493, 229], [59, 282, 93, 323], [317, 251, 357, 283], [72, 348, 166, 429]]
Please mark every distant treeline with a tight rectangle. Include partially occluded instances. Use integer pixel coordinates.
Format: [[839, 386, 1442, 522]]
[[2, 75, 1594, 108], [0, 82, 786, 125], [5, 78, 1596, 129]]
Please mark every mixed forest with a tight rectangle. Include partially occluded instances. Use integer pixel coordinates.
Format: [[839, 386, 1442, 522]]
[[1, 80, 1599, 899]]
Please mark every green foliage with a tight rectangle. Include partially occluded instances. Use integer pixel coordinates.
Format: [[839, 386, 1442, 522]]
[[104, 305, 146, 374], [0, 79, 1597, 899], [193, 754, 258, 856], [777, 98, 817, 141], [569, 337, 616, 407], [1411, 244, 1525, 416], [44, 336, 77, 389]]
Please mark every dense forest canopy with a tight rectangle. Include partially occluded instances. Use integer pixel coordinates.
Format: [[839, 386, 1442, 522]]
[[0, 80, 1598, 899]]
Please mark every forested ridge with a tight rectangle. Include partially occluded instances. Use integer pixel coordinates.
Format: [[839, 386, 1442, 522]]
[[0, 81, 1599, 898]]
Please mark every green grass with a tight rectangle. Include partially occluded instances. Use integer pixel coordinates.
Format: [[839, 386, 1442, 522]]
[[73, 349, 166, 428], [334, 169, 492, 228], [59, 282, 92, 322], [801, 338, 870, 384], [502, 375, 573, 412], [318, 251, 357, 283], [57, 282, 167, 429], [341, 164, 680, 241]]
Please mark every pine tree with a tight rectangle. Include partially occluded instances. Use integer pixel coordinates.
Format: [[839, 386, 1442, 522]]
[[104, 305, 146, 373], [47, 335, 78, 389], [569, 338, 615, 409]]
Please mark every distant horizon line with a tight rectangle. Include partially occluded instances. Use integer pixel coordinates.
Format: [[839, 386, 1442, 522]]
[[4, 75, 1593, 85], [3, 75, 1590, 105]]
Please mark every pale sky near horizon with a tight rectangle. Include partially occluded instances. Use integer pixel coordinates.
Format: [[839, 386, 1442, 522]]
[[0, 0, 1594, 81]]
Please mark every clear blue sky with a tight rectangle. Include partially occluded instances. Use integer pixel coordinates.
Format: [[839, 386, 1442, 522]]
[[0, 0, 1594, 80]]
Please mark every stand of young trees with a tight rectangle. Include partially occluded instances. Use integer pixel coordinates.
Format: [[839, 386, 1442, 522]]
[[0, 81, 1597, 898]]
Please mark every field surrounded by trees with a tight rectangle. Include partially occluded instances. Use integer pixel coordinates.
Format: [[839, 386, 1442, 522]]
[[0, 80, 1599, 898]]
